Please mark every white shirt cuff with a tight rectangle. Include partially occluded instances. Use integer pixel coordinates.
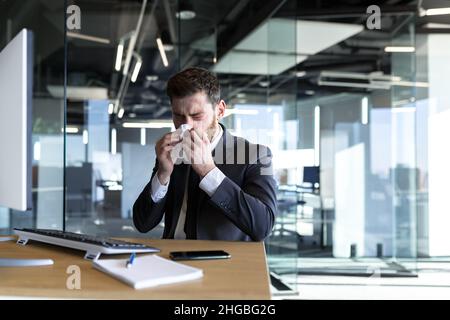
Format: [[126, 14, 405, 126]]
[[199, 167, 226, 197], [150, 171, 169, 203]]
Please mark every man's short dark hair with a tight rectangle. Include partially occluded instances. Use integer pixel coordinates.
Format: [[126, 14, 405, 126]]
[[166, 67, 220, 105]]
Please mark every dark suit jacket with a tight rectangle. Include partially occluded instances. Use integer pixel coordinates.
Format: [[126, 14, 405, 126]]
[[133, 124, 278, 241]]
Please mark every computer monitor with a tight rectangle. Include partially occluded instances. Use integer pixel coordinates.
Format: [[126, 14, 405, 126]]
[[303, 166, 320, 189], [0, 29, 33, 211]]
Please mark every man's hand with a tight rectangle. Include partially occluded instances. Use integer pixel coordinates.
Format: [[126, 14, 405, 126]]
[[182, 129, 216, 179], [155, 131, 182, 184]]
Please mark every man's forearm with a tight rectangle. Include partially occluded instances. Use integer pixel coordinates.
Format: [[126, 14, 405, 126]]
[[208, 176, 277, 241], [133, 162, 167, 233]]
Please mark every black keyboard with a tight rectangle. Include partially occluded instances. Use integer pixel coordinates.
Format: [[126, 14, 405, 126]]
[[14, 228, 160, 260]]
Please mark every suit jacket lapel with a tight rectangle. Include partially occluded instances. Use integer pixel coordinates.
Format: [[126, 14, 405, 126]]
[[213, 124, 236, 168]]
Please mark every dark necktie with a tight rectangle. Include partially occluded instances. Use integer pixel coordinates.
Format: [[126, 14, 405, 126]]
[[184, 166, 201, 239]]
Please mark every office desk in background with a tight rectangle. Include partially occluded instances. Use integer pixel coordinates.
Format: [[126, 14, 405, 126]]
[[0, 236, 270, 299]]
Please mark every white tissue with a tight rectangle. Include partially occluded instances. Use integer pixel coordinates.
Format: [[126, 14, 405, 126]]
[[170, 124, 192, 163]]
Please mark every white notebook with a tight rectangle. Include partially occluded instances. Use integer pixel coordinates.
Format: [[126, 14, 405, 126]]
[[92, 254, 203, 289]]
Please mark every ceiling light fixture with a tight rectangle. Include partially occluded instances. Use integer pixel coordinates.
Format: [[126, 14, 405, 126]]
[[318, 71, 427, 90], [422, 23, 450, 29], [146, 75, 159, 81], [64, 127, 79, 134], [47, 85, 108, 100], [156, 38, 169, 67], [361, 97, 369, 125], [140, 128, 146, 146], [82, 129, 89, 145], [424, 7, 450, 16], [115, 30, 136, 74], [131, 53, 142, 83], [122, 121, 174, 129], [258, 81, 270, 87], [384, 46, 415, 53], [115, 41, 124, 71], [108, 103, 114, 115], [117, 108, 125, 119], [176, 1, 196, 20]]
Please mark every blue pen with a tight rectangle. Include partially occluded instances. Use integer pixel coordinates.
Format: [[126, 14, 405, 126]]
[[126, 252, 136, 268]]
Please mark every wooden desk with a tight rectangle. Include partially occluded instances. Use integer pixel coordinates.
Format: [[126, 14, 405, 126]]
[[0, 236, 271, 299]]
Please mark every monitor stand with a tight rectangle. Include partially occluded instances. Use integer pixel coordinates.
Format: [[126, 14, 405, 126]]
[[0, 236, 54, 267], [0, 258, 54, 267]]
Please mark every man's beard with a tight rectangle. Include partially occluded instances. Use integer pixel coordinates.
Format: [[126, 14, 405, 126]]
[[205, 117, 218, 142]]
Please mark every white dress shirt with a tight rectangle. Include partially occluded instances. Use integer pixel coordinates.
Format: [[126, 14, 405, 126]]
[[150, 125, 226, 239]]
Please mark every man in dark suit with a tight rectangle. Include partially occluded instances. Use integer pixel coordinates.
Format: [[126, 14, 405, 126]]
[[133, 67, 277, 241]]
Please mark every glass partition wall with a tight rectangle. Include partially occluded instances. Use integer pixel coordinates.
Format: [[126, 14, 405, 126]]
[[267, 5, 420, 287], [64, 0, 178, 238]]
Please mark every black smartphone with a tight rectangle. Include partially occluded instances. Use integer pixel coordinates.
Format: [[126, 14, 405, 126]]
[[169, 250, 231, 261]]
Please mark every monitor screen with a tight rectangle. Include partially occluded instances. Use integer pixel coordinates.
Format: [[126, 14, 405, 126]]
[[0, 29, 33, 211], [303, 166, 320, 186]]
